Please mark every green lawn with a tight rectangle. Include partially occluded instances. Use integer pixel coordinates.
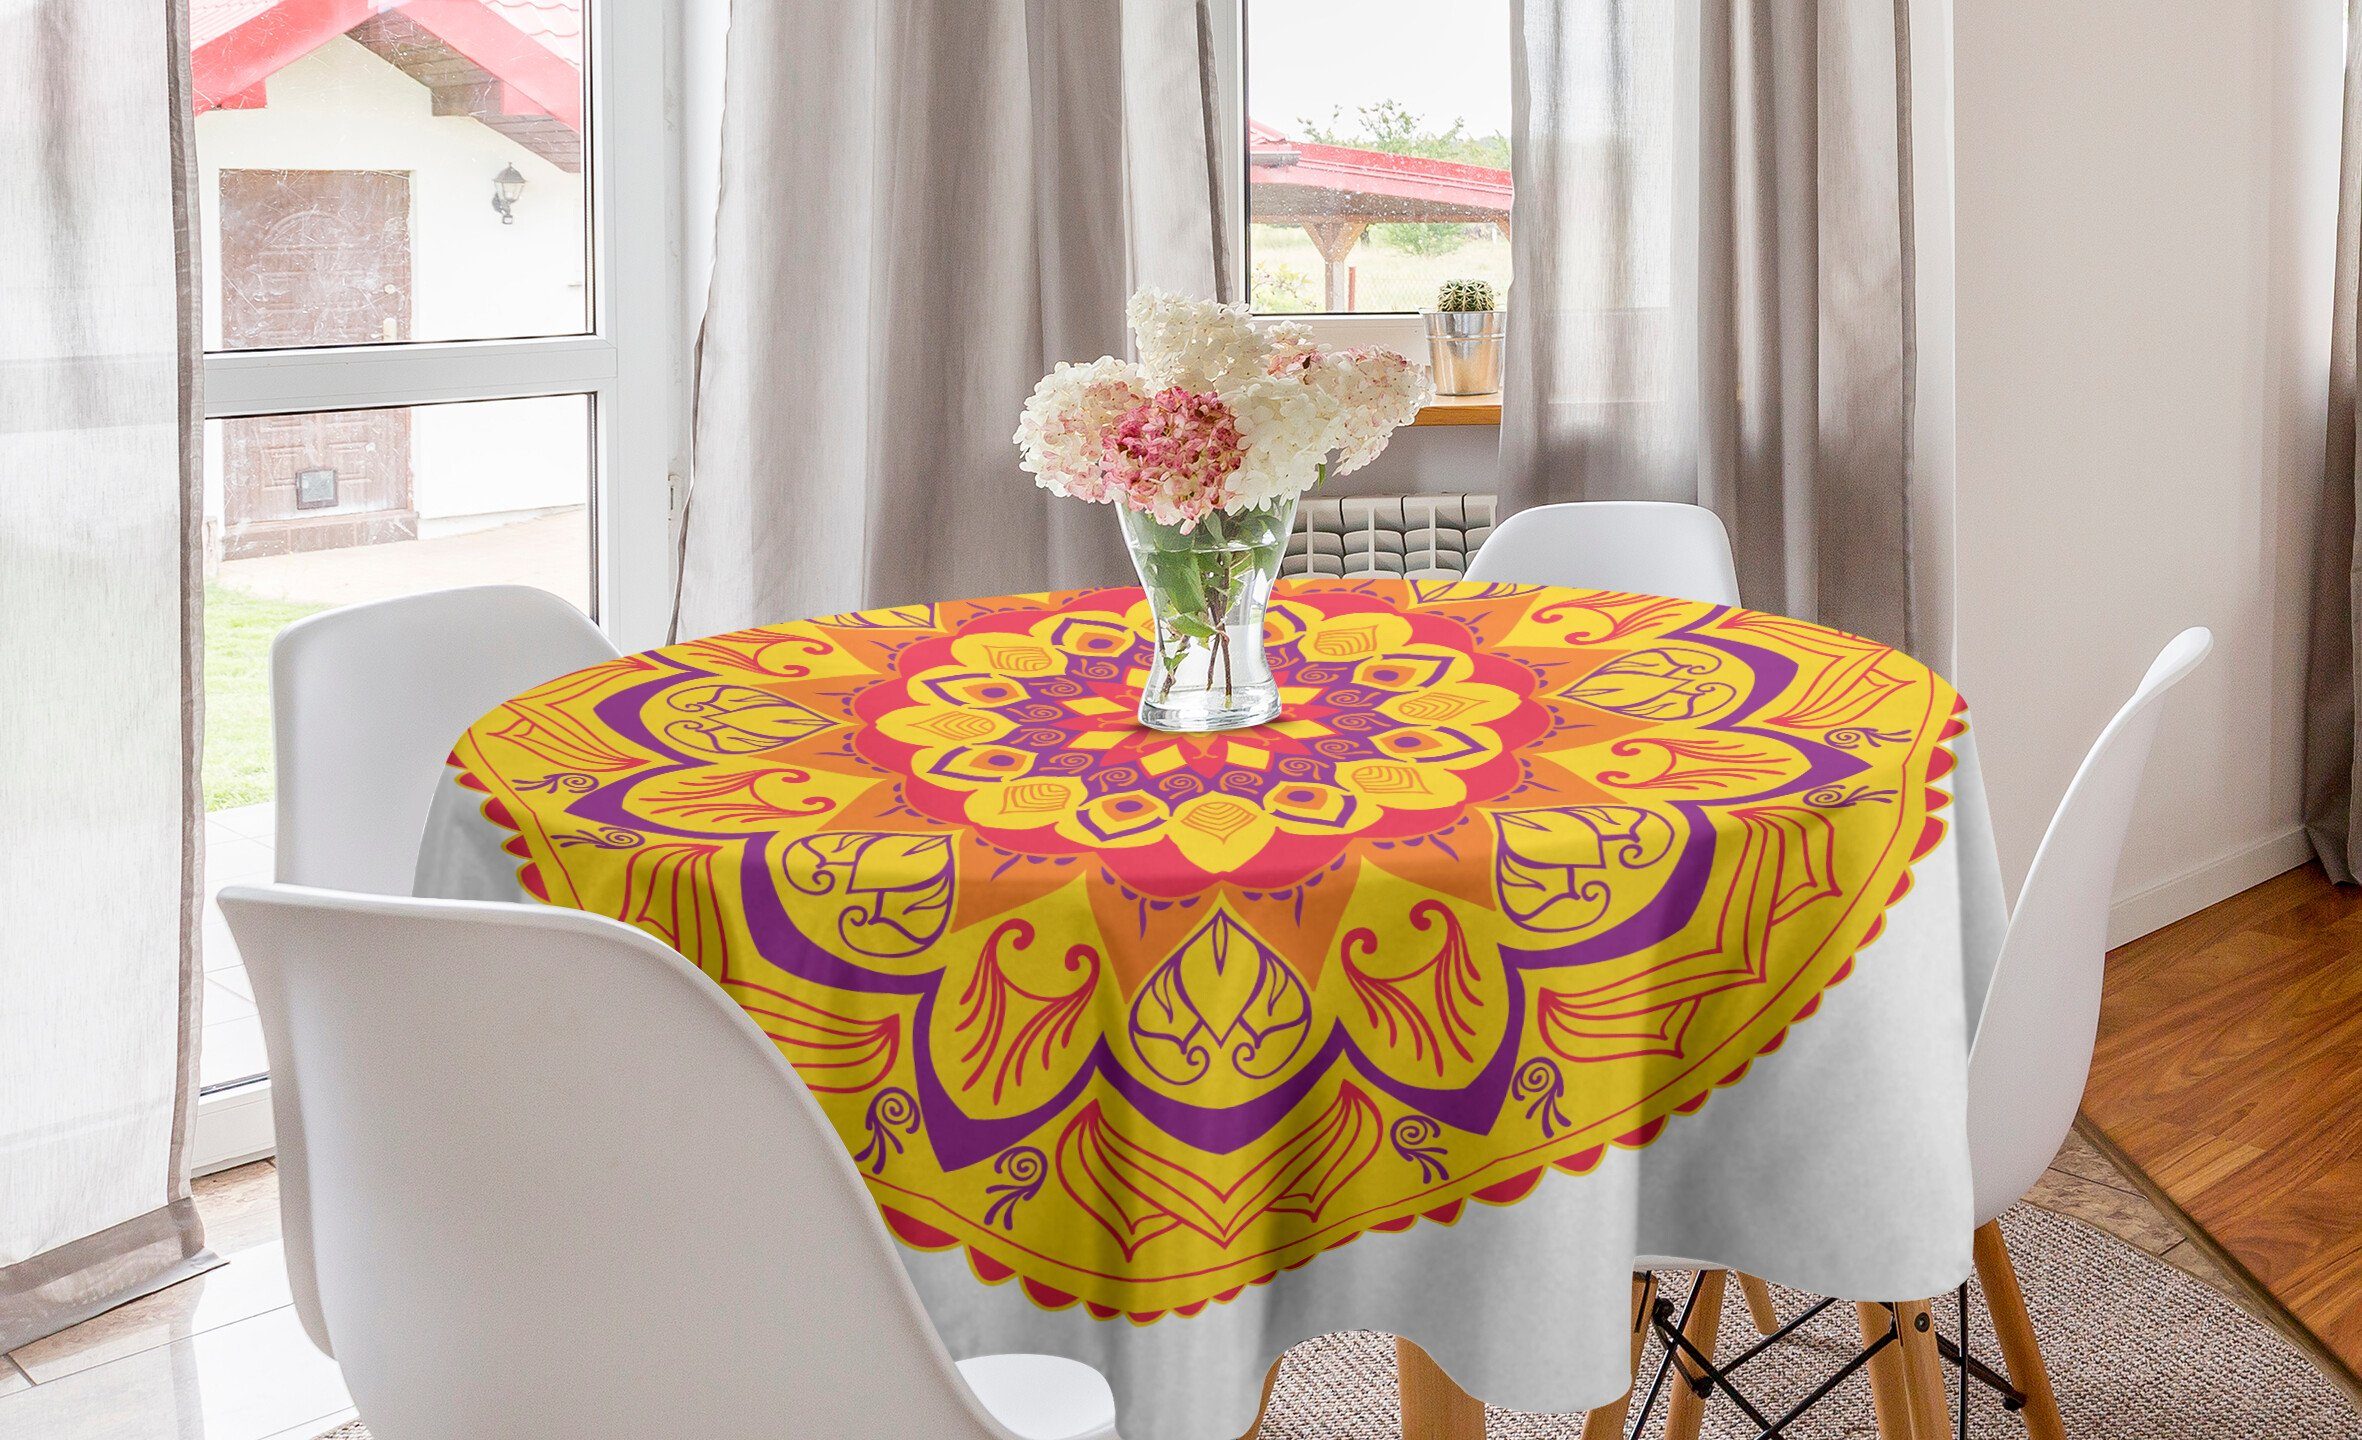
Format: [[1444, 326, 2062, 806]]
[[1250, 224, 1513, 315], [203, 584, 327, 812]]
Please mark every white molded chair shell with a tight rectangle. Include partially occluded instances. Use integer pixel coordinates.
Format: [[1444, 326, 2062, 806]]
[[218, 884, 1117, 1440], [1965, 627, 2213, 1226], [271, 585, 619, 895], [1465, 501, 1743, 606]]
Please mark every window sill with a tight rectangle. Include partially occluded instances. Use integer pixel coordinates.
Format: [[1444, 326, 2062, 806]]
[[1413, 394, 1501, 427]]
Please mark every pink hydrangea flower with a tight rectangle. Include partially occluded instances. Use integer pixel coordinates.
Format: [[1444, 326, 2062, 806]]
[[1099, 387, 1246, 530]]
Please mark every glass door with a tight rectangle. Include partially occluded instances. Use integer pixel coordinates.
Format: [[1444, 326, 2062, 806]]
[[184, 0, 674, 1097]]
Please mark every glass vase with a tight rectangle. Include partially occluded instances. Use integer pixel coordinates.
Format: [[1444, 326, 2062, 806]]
[[1120, 497, 1297, 733]]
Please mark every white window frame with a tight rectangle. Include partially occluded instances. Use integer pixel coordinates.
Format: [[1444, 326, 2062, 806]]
[[1220, 0, 1437, 360], [193, 0, 685, 1173], [197, 0, 682, 654]]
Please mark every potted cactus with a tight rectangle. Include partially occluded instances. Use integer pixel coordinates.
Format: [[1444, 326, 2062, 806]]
[[1426, 278, 1505, 396]]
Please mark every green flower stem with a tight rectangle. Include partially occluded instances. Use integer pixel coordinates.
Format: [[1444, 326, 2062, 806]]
[[1123, 489, 1307, 712]]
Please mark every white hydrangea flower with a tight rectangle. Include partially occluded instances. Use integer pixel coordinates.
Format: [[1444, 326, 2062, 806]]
[[1301, 348, 1430, 476], [1261, 319, 1322, 376], [1127, 289, 1268, 394], [1221, 372, 1336, 511], [1013, 356, 1146, 502]]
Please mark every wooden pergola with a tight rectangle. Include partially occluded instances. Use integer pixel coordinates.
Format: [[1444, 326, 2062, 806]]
[[1249, 121, 1512, 309]]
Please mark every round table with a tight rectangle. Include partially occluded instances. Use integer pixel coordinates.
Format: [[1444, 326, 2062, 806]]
[[416, 577, 2002, 1440]]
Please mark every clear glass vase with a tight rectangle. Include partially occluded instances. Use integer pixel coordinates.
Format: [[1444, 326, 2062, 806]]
[[1120, 497, 1297, 733]]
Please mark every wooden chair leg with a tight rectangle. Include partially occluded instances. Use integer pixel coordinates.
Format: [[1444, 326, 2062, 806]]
[[1396, 1337, 1486, 1440], [1895, 1299, 1953, 1440], [1580, 1272, 1658, 1440], [1855, 1301, 1916, 1440], [1976, 1219, 2068, 1440], [1236, 1357, 1282, 1440], [1736, 1273, 1780, 1336], [1662, 1270, 1727, 1440]]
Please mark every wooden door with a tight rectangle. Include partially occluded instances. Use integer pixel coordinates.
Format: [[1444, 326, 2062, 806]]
[[218, 169, 417, 558]]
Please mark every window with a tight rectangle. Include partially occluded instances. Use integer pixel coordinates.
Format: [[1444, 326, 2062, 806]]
[[185, 0, 675, 1106], [1243, 0, 1513, 318]]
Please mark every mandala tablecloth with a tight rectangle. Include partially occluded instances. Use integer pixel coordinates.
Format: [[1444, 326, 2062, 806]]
[[415, 577, 2005, 1440]]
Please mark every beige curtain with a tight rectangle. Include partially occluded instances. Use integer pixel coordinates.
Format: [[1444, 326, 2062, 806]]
[[2304, 0, 2362, 883], [1503, 0, 1920, 652], [0, 0, 215, 1350], [675, 0, 1227, 636]]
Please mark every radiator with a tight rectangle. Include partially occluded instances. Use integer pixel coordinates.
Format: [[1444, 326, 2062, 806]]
[[1283, 494, 1498, 580]]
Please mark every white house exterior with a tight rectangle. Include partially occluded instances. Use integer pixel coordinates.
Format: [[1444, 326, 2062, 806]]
[[193, 3, 590, 562]]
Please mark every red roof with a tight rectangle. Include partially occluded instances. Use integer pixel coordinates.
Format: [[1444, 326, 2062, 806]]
[[1248, 120, 1511, 220], [191, 0, 581, 131]]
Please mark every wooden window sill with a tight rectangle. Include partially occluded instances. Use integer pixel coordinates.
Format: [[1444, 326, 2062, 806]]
[[1412, 394, 1501, 427]]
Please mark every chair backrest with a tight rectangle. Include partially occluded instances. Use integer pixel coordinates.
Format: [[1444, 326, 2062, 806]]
[[271, 585, 617, 894], [217, 884, 1021, 1440], [1464, 501, 1743, 606], [1965, 627, 2212, 1226]]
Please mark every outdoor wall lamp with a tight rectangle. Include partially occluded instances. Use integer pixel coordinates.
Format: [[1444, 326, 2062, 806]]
[[491, 164, 527, 225]]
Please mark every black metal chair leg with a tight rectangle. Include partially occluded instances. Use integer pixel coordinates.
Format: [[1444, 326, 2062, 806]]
[[1622, 1276, 2031, 1440]]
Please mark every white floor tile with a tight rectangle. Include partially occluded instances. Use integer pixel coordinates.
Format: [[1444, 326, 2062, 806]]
[[208, 803, 276, 842], [204, 925, 243, 978], [9, 1245, 295, 1385], [203, 978, 257, 1025], [204, 836, 276, 887], [200, 1017, 270, 1092], [255, 1410, 354, 1440], [0, 1306, 348, 1440]]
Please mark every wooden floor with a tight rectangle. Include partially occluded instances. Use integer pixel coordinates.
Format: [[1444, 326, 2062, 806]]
[[2085, 861, 2362, 1400]]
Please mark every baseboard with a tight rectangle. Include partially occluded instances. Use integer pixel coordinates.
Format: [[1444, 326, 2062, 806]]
[[189, 1078, 275, 1177], [2107, 826, 2312, 948]]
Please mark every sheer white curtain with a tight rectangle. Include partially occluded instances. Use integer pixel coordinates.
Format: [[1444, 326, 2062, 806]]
[[675, 0, 1228, 636], [1504, 0, 1921, 652], [0, 0, 214, 1349]]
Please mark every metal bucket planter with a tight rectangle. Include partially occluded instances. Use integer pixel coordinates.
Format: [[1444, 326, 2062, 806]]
[[1426, 311, 1506, 396]]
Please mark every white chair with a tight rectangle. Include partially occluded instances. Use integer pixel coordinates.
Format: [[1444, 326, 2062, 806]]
[[218, 883, 1120, 1440], [1596, 627, 2214, 1440], [1465, 501, 1743, 606], [271, 584, 619, 894]]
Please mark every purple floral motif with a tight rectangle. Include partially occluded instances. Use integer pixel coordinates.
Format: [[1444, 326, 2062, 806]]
[[1563, 646, 1740, 721], [780, 831, 956, 958], [1129, 911, 1311, 1085], [1511, 1058, 1569, 1139], [660, 683, 837, 757], [1492, 805, 1679, 933], [1390, 1113, 1450, 1184], [1805, 784, 1898, 809], [854, 1087, 920, 1174], [983, 1146, 1048, 1230], [1825, 726, 1914, 750]]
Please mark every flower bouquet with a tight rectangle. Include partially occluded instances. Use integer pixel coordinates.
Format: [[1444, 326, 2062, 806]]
[[1015, 291, 1427, 732]]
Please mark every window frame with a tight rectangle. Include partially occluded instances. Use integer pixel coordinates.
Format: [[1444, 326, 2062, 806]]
[[190, 0, 684, 1173], [196, 0, 682, 654], [1224, 0, 1483, 358]]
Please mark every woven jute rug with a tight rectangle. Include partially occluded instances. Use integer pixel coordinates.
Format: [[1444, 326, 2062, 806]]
[[315, 1205, 2361, 1438]]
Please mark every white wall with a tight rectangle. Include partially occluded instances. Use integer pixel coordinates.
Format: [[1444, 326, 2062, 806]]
[[1328, 423, 1501, 497], [1951, 0, 2342, 936], [195, 37, 589, 523]]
